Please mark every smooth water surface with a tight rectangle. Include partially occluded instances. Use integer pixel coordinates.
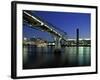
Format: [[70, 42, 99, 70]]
[[23, 45, 91, 69]]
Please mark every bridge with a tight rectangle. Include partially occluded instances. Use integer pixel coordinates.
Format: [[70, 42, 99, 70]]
[[23, 11, 68, 49]]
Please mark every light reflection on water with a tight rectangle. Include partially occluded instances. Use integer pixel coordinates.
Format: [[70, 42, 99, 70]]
[[23, 45, 91, 69]]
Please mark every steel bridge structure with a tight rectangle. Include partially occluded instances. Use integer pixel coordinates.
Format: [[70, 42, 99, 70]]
[[23, 11, 68, 49]]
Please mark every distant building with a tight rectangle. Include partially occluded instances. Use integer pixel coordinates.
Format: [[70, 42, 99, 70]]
[[66, 38, 91, 46], [23, 37, 47, 47], [24, 37, 27, 41]]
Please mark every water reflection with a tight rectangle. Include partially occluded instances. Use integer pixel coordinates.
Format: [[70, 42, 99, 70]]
[[23, 45, 91, 69]]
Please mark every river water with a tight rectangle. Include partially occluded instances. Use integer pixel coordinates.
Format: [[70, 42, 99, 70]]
[[23, 45, 91, 69]]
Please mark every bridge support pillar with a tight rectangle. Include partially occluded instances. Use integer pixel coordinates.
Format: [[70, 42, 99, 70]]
[[54, 37, 62, 49]]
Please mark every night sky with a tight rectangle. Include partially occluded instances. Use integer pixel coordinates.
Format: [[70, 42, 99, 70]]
[[23, 11, 91, 41]]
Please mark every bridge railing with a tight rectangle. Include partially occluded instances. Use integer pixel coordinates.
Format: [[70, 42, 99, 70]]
[[24, 11, 68, 40], [31, 12, 67, 37]]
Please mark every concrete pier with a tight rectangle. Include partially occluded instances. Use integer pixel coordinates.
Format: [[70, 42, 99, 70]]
[[54, 37, 62, 49]]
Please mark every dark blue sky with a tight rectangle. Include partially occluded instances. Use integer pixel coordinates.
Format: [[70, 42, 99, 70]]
[[23, 11, 91, 41]]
